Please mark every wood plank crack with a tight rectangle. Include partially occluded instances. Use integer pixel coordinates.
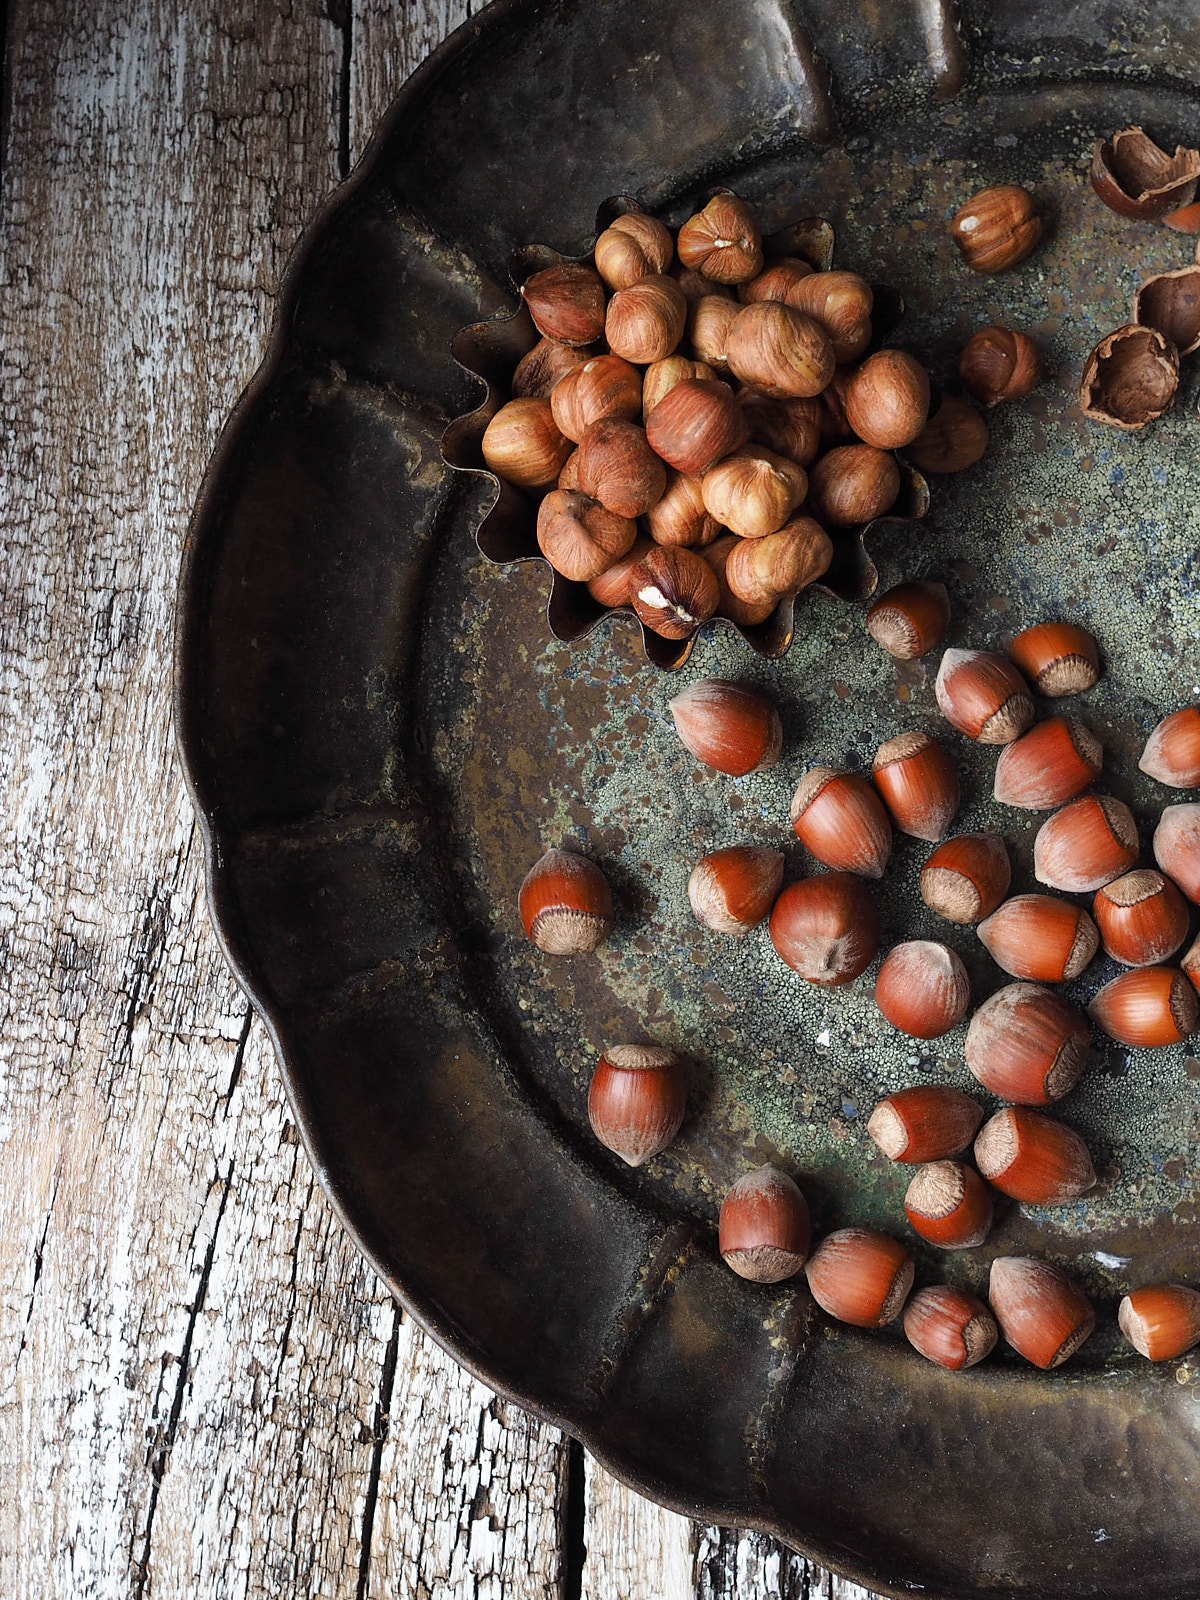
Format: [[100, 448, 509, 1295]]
[[354, 1302, 402, 1600]]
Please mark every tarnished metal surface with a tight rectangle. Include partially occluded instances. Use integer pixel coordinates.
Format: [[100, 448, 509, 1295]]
[[177, 2, 1200, 1595]]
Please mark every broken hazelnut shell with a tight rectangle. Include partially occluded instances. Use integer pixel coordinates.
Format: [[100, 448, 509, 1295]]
[[1132, 266, 1200, 358], [1079, 324, 1178, 431], [1090, 126, 1200, 220]]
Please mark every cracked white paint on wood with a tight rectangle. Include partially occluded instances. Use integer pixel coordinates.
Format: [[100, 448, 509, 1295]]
[[0, 0, 882, 1594]]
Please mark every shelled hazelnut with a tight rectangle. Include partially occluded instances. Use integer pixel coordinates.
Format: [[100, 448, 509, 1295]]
[[950, 185, 1042, 273], [700, 535, 775, 628], [641, 356, 718, 419], [807, 445, 900, 527], [593, 211, 674, 290], [677, 193, 763, 284], [645, 378, 748, 475], [629, 545, 719, 638], [738, 257, 814, 305], [521, 263, 608, 345], [645, 470, 723, 549], [724, 302, 836, 398], [843, 350, 930, 449], [550, 355, 643, 442], [959, 326, 1041, 406], [605, 274, 688, 365], [586, 535, 653, 608], [535, 490, 637, 582], [786, 271, 874, 363], [722, 518, 832, 610], [738, 391, 823, 465], [512, 337, 591, 399], [700, 447, 807, 539], [906, 396, 989, 475], [576, 419, 666, 517], [482, 397, 573, 491], [687, 294, 741, 372]]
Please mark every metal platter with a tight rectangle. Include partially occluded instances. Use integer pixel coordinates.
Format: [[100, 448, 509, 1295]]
[[175, 3, 1200, 1594]]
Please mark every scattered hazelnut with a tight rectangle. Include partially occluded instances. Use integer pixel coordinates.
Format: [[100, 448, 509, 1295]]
[[629, 545, 719, 639], [518, 846, 614, 954], [1008, 622, 1101, 697], [1088, 966, 1199, 1047], [804, 1228, 914, 1328], [1080, 323, 1178, 430], [550, 355, 643, 443], [1119, 1284, 1200, 1361], [959, 326, 1041, 406], [1033, 795, 1139, 894], [904, 1285, 997, 1370], [843, 350, 931, 449], [1093, 869, 1189, 967], [668, 680, 782, 775], [642, 356, 718, 420], [950, 184, 1042, 273], [871, 731, 960, 842], [576, 419, 666, 517], [904, 1160, 993, 1250], [992, 716, 1103, 810], [769, 872, 881, 987], [1153, 803, 1200, 903], [587, 1044, 685, 1166], [724, 302, 836, 399], [1091, 126, 1200, 220], [605, 273, 688, 365], [535, 490, 637, 582], [875, 940, 971, 1039], [1139, 707, 1200, 788], [645, 377, 748, 475], [737, 391, 823, 465], [481, 397, 573, 491], [677, 193, 763, 284], [719, 1165, 810, 1282], [511, 337, 591, 399], [935, 648, 1035, 744], [988, 1257, 1095, 1370], [977, 894, 1100, 985], [965, 982, 1091, 1106], [644, 470, 723, 549], [700, 447, 807, 539], [906, 396, 988, 474], [688, 846, 785, 936], [807, 445, 900, 527], [593, 210, 674, 290], [520, 263, 607, 346], [866, 1085, 983, 1164], [920, 832, 1011, 923], [974, 1108, 1096, 1204], [866, 580, 950, 661], [687, 295, 741, 372], [790, 768, 892, 879]]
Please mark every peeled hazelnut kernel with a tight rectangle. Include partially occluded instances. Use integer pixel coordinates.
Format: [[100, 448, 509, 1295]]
[[1033, 795, 1139, 894], [904, 1285, 998, 1371], [645, 378, 748, 475], [737, 257, 814, 305], [719, 1166, 810, 1283], [974, 1108, 1096, 1204], [993, 716, 1103, 810], [1119, 1284, 1200, 1361], [1009, 622, 1101, 697], [687, 295, 741, 372], [959, 326, 1042, 406], [677, 193, 763, 284], [520, 263, 607, 346], [786, 270, 874, 363], [906, 396, 988, 474], [920, 832, 1011, 923], [988, 1257, 1095, 1370], [737, 391, 823, 465], [1080, 324, 1179, 430], [629, 545, 719, 639], [819, 369, 857, 445], [790, 768, 892, 879], [668, 680, 782, 775], [512, 337, 591, 399], [866, 1085, 984, 1164], [576, 419, 666, 517], [1091, 126, 1200, 220], [808, 445, 900, 527], [518, 846, 613, 954], [804, 1227, 914, 1329], [950, 184, 1042, 273], [587, 1045, 685, 1166], [1139, 707, 1200, 788], [642, 356, 718, 421], [1093, 869, 1189, 967], [558, 448, 581, 490], [535, 490, 637, 582], [481, 397, 573, 491], [875, 940, 971, 1040], [977, 895, 1100, 984], [844, 350, 931, 450], [688, 846, 785, 936], [872, 731, 959, 842], [866, 580, 950, 661], [671, 260, 738, 307], [1089, 966, 1199, 1046], [965, 982, 1090, 1106], [645, 470, 723, 549], [587, 535, 653, 608], [593, 211, 673, 290], [550, 355, 643, 443], [701, 447, 807, 539], [1153, 804, 1200, 903], [605, 274, 688, 365], [701, 535, 776, 628], [904, 1161, 993, 1251], [724, 302, 836, 399], [935, 649, 1035, 744], [724, 517, 832, 609], [769, 872, 881, 986]]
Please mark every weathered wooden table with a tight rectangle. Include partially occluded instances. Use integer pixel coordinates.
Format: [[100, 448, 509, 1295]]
[[0, 3, 881, 1593]]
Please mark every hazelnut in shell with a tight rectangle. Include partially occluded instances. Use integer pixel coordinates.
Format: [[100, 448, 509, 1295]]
[[1093, 869, 1189, 967], [904, 1160, 994, 1250], [1139, 707, 1200, 788], [642, 356, 718, 420], [804, 1228, 914, 1328], [701, 447, 807, 539], [605, 274, 688, 365], [588, 1045, 685, 1166], [668, 680, 781, 775], [593, 211, 673, 290], [807, 445, 900, 527], [1153, 804, 1200, 903], [769, 872, 881, 987], [1008, 622, 1101, 697], [535, 490, 637, 583], [576, 420, 666, 517], [950, 184, 1042, 273], [920, 832, 1011, 924], [722, 517, 832, 609], [1080, 324, 1178, 430], [1119, 1284, 1200, 1361], [790, 768, 892, 879], [677, 193, 763, 284], [645, 378, 748, 475], [1089, 966, 1199, 1047], [512, 337, 591, 399], [992, 716, 1103, 810], [872, 731, 960, 842], [724, 302, 835, 399], [904, 1285, 997, 1370], [844, 350, 931, 450], [719, 1165, 810, 1282], [935, 649, 1035, 744], [965, 982, 1090, 1106], [629, 545, 719, 639], [1090, 126, 1200, 220], [974, 1108, 1096, 1204], [688, 846, 785, 936], [866, 1085, 983, 1164], [988, 1256, 1095, 1370], [645, 470, 723, 549], [738, 391, 823, 465], [550, 354, 642, 442], [959, 326, 1041, 406], [875, 941, 971, 1040], [977, 894, 1100, 984], [519, 847, 614, 954], [520, 263, 607, 346], [906, 396, 989, 475], [1033, 795, 1139, 894], [866, 580, 950, 661], [481, 397, 573, 491]]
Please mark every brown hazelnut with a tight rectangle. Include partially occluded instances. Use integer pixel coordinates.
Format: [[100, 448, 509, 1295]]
[[645, 377, 748, 475], [557, 448, 581, 490], [642, 356, 717, 420], [644, 470, 723, 549], [677, 193, 763, 284], [866, 580, 950, 660], [1008, 622, 1101, 696], [670, 260, 739, 307], [701, 447, 807, 539], [1091, 126, 1200, 219], [920, 833, 1011, 924], [668, 681, 782, 775], [723, 517, 832, 609], [605, 274, 687, 364], [876, 941, 971, 1040], [719, 1165, 810, 1281], [588, 1045, 685, 1166], [1080, 324, 1179, 430], [725, 302, 835, 399], [593, 211, 674, 290], [819, 369, 857, 445], [935, 648, 1035, 744], [790, 767, 892, 879], [586, 535, 653, 608], [737, 391, 823, 465], [807, 444, 900, 527], [737, 257, 814, 305], [959, 326, 1042, 406], [519, 846, 613, 953], [1089, 966, 1199, 1047], [687, 294, 741, 372], [1141, 707, 1200, 788], [511, 338, 591, 399], [786, 271, 874, 363], [520, 263, 607, 345], [576, 420, 666, 517], [628, 545, 720, 638], [843, 350, 930, 449], [989, 1257, 1095, 1370], [550, 355, 643, 442], [535, 490, 637, 582], [481, 397, 573, 491], [700, 535, 776, 627], [1132, 265, 1200, 358], [906, 396, 989, 474], [950, 184, 1042, 273], [769, 873, 881, 986], [689, 847, 785, 936]]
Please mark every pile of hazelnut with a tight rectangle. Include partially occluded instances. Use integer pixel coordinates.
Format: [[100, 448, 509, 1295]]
[[518, 614, 1200, 1374], [479, 191, 989, 656]]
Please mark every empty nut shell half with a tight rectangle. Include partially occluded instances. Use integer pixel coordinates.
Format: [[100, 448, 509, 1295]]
[[1091, 126, 1200, 220], [1132, 266, 1200, 358], [1080, 324, 1179, 430]]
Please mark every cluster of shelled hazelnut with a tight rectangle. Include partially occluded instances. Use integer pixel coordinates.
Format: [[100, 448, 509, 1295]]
[[1081, 125, 1200, 429], [480, 190, 993, 649], [517, 615, 1200, 1372]]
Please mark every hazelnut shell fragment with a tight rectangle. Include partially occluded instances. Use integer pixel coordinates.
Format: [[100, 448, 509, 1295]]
[[1132, 266, 1200, 358], [1090, 126, 1200, 220], [1080, 324, 1178, 430]]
